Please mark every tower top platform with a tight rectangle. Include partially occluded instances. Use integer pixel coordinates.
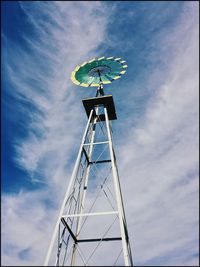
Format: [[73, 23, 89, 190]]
[[82, 95, 117, 120]]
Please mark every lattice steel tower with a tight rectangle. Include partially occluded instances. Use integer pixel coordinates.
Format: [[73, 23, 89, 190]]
[[44, 56, 133, 266]]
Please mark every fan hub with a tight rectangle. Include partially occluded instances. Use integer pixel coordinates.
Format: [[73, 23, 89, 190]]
[[88, 65, 111, 77]]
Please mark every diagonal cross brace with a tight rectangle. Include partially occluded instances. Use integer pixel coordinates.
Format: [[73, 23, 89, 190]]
[[61, 217, 77, 244], [61, 217, 121, 244]]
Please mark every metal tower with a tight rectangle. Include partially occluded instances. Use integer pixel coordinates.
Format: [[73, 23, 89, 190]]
[[44, 56, 133, 266]]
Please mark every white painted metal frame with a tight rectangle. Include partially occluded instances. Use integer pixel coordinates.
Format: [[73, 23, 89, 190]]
[[105, 107, 133, 266], [62, 211, 118, 218], [44, 109, 94, 266], [44, 101, 133, 266], [70, 106, 99, 265]]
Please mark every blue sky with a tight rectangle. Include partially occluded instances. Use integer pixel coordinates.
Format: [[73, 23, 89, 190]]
[[1, 1, 199, 266]]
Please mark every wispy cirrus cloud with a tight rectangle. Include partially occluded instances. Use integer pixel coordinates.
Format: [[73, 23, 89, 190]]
[[116, 2, 199, 266], [2, 1, 111, 265], [4, 1, 110, 186]]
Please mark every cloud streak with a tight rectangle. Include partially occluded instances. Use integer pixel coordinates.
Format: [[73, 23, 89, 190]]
[[4, 1, 110, 186], [117, 3, 199, 266], [2, 1, 111, 265]]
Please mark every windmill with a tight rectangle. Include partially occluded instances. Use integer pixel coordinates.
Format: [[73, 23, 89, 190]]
[[44, 56, 133, 266]]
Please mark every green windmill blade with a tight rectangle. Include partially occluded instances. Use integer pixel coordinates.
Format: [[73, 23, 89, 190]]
[[71, 56, 128, 87]]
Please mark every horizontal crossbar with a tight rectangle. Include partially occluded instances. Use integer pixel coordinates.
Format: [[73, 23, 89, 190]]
[[61, 215, 121, 245], [62, 211, 118, 218], [83, 141, 109, 146], [77, 237, 122, 243], [90, 159, 111, 164]]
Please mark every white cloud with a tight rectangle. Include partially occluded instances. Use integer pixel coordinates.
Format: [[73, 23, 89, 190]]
[[2, 1, 111, 266], [2, 190, 54, 266], [117, 2, 199, 266], [4, 1, 110, 187]]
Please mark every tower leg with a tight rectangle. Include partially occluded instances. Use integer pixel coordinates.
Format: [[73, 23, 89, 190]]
[[104, 107, 133, 266], [71, 107, 99, 266], [44, 109, 94, 266]]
